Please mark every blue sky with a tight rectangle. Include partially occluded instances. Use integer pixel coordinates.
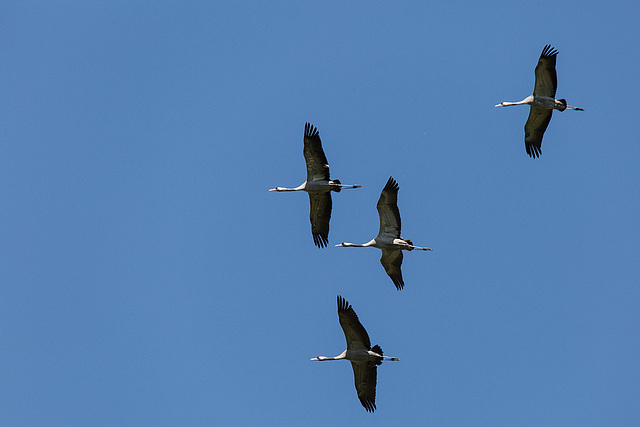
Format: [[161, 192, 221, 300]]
[[2, 1, 639, 425]]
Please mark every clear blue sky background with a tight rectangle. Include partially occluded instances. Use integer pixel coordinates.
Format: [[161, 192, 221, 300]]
[[2, 1, 639, 425]]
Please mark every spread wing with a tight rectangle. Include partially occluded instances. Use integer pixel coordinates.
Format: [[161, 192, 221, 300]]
[[303, 122, 330, 182], [380, 249, 404, 290], [308, 192, 331, 248], [533, 45, 558, 98], [337, 296, 371, 351], [351, 361, 377, 413], [524, 107, 553, 158], [376, 177, 401, 239]]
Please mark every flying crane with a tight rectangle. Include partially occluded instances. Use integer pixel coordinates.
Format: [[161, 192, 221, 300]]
[[495, 45, 583, 158]]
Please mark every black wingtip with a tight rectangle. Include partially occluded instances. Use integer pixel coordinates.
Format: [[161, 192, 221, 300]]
[[383, 176, 399, 193], [358, 395, 376, 413], [541, 44, 558, 58], [304, 122, 319, 138], [313, 233, 328, 248], [337, 295, 350, 312], [525, 144, 541, 158], [361, 399, 376, 413]]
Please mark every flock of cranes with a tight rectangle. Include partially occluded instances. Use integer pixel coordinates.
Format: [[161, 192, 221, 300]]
[[271, 45, 582, 413]]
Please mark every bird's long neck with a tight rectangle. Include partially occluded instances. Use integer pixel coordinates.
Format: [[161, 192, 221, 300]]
[[495, 96, 533, 107], [269, 184, 305, 192], [336, 240, 375, 248], [316, 350, 347, 361]]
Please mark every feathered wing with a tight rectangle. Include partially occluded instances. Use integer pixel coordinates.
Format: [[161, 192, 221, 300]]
[[380, 249, 404, 290], [308, 192, 332, 248], [533, 45, 558, 97], [524, 107, 553, 158], [376, 177, 402, 239], [337, 296, 371, 351], [303, 123, 330, 182], [351, 361, 377, 413]]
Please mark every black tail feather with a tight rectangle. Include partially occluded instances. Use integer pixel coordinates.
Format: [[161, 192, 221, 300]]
[[557, 98, 567, 112], [405, 239, 414, 251], [371, 345, 383, 365]]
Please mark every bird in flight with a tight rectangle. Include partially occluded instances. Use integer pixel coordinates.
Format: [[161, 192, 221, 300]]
[[311, 296, 399, 413], [336, 177, 431, 290], [270, 123, 361, 248], [495, 45, 583, 158]]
